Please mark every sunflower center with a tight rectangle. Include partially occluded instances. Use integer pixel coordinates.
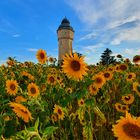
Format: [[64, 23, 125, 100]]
[[124, 96, 130, 101], [49, 77, 55, 83], [123, 123, 140, 139], [58, 109, 62, 115], [30, 87, 36, 94], [80, 101, 84, 105], [71, 60, 80, 71], [128, 75, 132, 79], [118, 105, 121, 109], [10, 84, 16, 90], [109, 68, 113, 71], [21, 109, 28, 114], [137, 85, 140, 92], [96, 78, 102, 84], [133, 56, 140, 63], [116, 66, 119, 70], [122, 106, 126, 111], [49, 58, 53, 62], [104, 73, 110, 78], [40, 52, 45, 59], [67, 88, 72, 93], [92, 86, 97, 91], [57, 77, 60, 80], [120, 65, 127, 70]]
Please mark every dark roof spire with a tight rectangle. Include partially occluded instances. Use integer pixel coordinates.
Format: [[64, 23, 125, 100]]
[[57, 17, 74, 32]]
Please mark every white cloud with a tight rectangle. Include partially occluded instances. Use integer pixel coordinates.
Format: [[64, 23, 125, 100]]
[[107, 16, 139, 30], [66, 0, 102, 26], [27, 48, 38, 52], [111, 25, 140, 45], [123, 48, 140, 56], [12, 34, 21, 38], [74, 43, 104, 64], [67, 0, 140, 26], [76, 43, 103, 54], [79, 32, 96, 41], [111, 53, 119, 57], [66, 0, 140, 44]]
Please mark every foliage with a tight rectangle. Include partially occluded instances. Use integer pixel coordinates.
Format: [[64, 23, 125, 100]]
[[0, 53, 140, 140], [100, 48, 116, 65]]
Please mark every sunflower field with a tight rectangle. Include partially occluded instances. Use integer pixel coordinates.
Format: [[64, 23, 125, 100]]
[[0, 50, 140, 140]]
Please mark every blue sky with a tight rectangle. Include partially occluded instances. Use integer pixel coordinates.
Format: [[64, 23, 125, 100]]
[[0, 0, 140, 64]]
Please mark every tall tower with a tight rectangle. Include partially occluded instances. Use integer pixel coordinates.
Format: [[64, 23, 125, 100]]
[[57, 17, 74, 65]]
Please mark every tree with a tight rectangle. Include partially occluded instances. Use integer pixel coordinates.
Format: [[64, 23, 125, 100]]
[[100, 48, 116, 65]]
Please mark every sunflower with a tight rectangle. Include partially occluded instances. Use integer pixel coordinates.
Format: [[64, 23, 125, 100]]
[[117, 54, 122, 58], [115, 103, 123, 112], [24, 61, 34, 67], [6, 80, 18, 95], [21, 71, 29, 77], [51, 114, 58, 123], [102, 71, 113, 81], [3, 116, 10, 121], [78, 99, 85, 107], [119, 64, 128, 71], [115, 65, 121, 72], [107, 66, 115, 73], [66, 87, 73, 94], [112, 112, 140, 140], [56, 75, 63, 83], [40, 83, 46, 92], [10, 72, 15, 78], [27, 74, 34, 81], [126, 72, 136, 82], [115, 103, 129, 113], [121, 105, 129, 112], [36, 49, 47, 64], [21, 71, 34, 81], [6, 60, 15, 67], [53, 104, 64, 120], [62, 53, 88, 81], [133, 82, 140, 96], [27, 83, 40, 97], [88, 84, 99, 95], [47, 74, 56, 85], [60, 83, 65, 88], [15, 96, 27, 103], [49, 57, 54, 63], [9, 102, 32, 123], [122, 94, 134, 105], [124, 58, 130, 63], [80, 119, 86, 125], [133, 55, 140, 64], [92, 74, 105, 88], [49, 68, 57, 73]]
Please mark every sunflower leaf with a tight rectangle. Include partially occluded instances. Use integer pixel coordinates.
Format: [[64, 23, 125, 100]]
[[43, 126, 58, 137], [34, 117, 39, 131]]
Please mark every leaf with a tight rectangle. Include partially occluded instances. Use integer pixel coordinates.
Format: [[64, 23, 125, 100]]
[[27, 127, 35, 132], [93, 106, 106, 124], [34, 118, 39, 130], [4, 120, 17, 138], [82, 124, 93, 140], [77, 107, 85, 121], [85, 97, 96, 107], [43, 126, 58, 137]]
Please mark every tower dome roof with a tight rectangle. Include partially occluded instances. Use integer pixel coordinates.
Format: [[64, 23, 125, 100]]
[[57, 17, 74, 32]]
